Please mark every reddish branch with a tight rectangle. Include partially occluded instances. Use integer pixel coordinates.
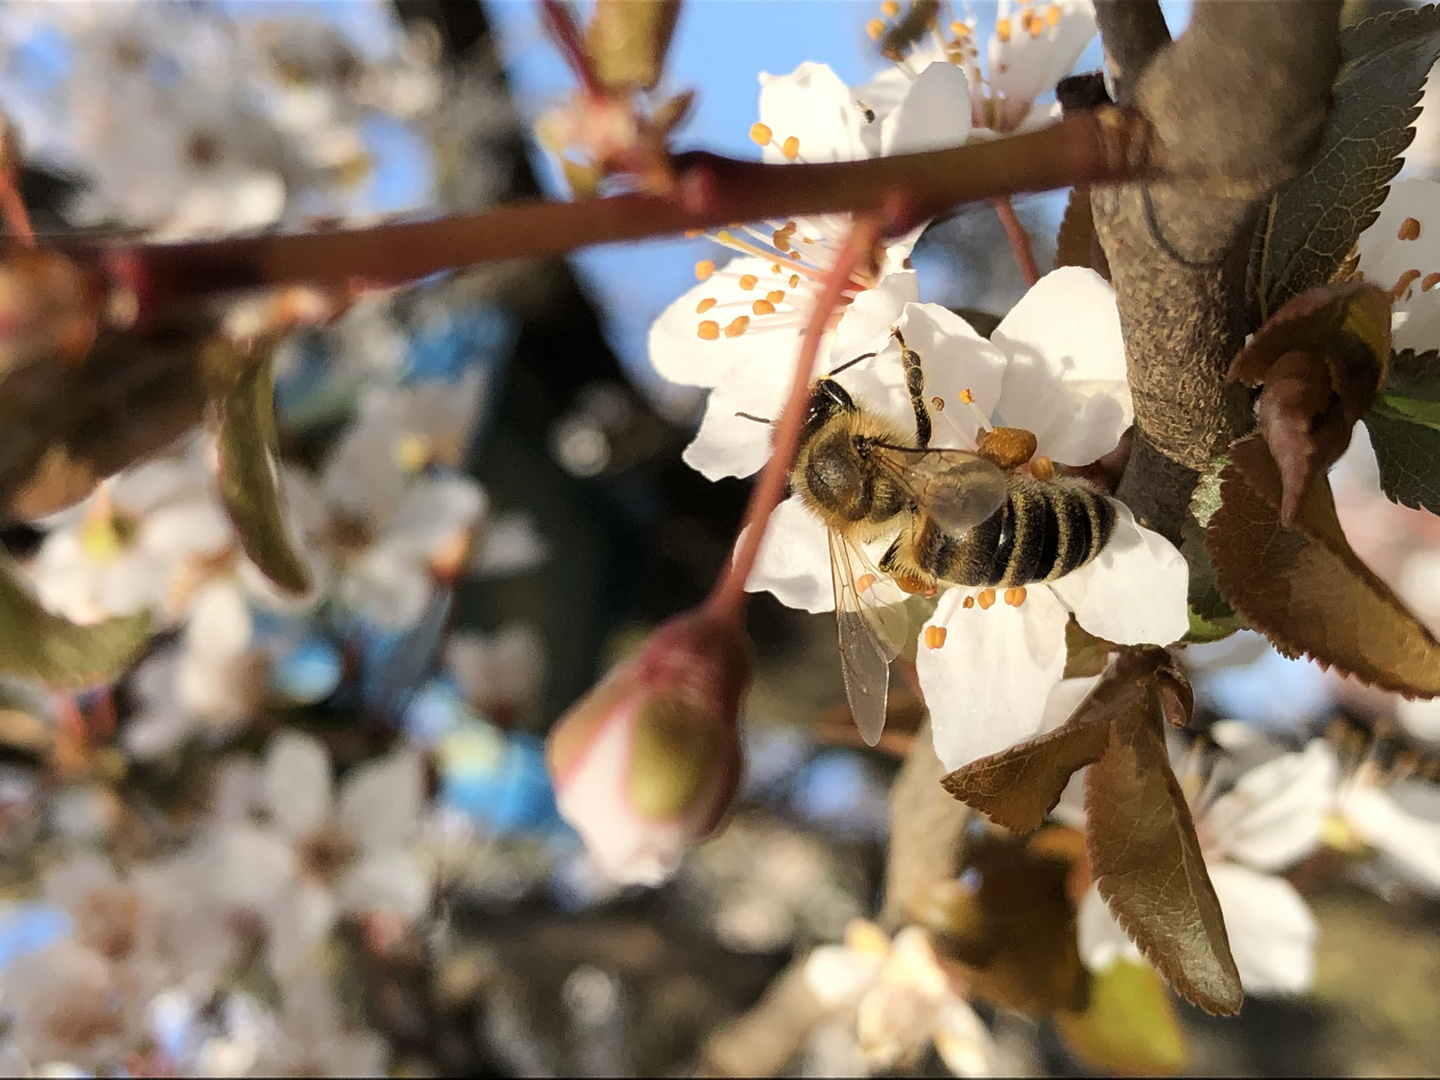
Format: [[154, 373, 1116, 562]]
[[704, 217, 881, 627], [84, 108, 1150, 314], [991, 195, 1041, 288]]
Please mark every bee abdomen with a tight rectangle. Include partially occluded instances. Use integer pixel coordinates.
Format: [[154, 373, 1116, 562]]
[[929, 479, 1114, 588]]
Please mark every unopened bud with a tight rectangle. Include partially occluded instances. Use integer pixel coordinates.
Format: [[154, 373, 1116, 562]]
[[547, 609, 750, 885]]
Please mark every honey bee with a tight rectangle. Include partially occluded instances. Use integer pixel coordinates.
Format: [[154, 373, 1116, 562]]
[[787, 340, 1009, 745], [781, 334, 1116, 745]]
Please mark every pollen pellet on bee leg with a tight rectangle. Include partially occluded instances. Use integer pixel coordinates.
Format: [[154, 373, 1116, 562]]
[[962, 595, 975, 609], [1399, 217, 1422, 241], [1004, 587, 1027, 607], [924, 626, 947, 650], [697, 321, 720, 340], [856, 573, 876, 592], [977, 588, 997, 610]]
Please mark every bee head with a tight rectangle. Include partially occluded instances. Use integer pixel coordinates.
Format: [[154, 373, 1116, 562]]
[[804, 378, 855, 437]]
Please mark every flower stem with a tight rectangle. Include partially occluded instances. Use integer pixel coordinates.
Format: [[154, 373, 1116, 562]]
[[90, 109, 1149, 315], [704, 217, 881, 628], [991, 195, 1040, 288], [539, 0, 605, 99]]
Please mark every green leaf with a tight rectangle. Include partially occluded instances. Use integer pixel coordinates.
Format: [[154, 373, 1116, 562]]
[[1181, 519, 1244, 644], [0, 551, 150, 687], [1084, 663, 1243, 1017], [214, 353, 312, 595], [1367, 349, 1440, 515], [1208, 437, 1440, 695], [1056, 962, 1187, 1076], [1248, 5, 1440, 323]]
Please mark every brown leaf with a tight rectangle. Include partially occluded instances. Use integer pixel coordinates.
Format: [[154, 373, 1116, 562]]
[[587, 0, 680, 91], [1064, 618, 1116, 679], [1208, 439, 1440, 695], [1227, 282, 1391, 524], [918, 828, 1088, 1013], [1084, 661, 1243, 1016]]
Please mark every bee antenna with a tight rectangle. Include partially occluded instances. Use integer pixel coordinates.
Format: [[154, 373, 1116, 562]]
[[734, 411, 773, 425], [828, 351, 877, 376]]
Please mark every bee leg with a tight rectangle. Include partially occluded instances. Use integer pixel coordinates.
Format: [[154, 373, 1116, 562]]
[[878, 536, 903, 574], [895, 330, 932, 450]]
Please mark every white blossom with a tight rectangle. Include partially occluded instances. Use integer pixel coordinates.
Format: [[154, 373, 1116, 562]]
[[1357, 177, 1440, 353]]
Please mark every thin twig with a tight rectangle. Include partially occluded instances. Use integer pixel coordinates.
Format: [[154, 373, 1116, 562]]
[[704, 217, 881, 627], [991, 195, 1040, 288]]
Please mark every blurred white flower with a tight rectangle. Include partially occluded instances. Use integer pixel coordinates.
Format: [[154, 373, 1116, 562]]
[[28, 446, 232, 626], [256, 967, 389, 1077], [1328, 751, 1440, 897], [446, 623, 546, 722], [804, 919, 996, 1076], [1078, 736, 1337, 995], [197, 732, 430, 978]]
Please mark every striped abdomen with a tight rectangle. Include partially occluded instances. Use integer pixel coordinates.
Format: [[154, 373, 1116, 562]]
[[904, 478, 1114, 588]]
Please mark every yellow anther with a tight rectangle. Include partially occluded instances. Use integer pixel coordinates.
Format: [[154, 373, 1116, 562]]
[[801, 235, 813, 243], [950, 20, 970, 35], [1046, 3, 1061, 26], [771, 263, 782, 274], [1424, 272, 1440, 292], [697, 321, 720, 340], [1004, 586, 1027, 607], [738, 274, 759, 290], [856, 573, 877, 592], [959, 388, 975, 404], [931, 396, 945, 412], [977, 588, 997, 610], [724, 316, 750, 338], [1393, 268, 1423, 299], [695, 259, 716, 281], [866, 17, 886, 40], [750, 122, 773, 147], [752, 299, 776, 316], [1030, 455, 1056, 482], [1400, 216, 1422, 241], [781, 136, 800, 160], [881, 1, 900, 16], [924, 625, 947, 650], [963, 595, 975, 609], [789, 274, 800, 288], [716, 229, 734, 244], [766, 289, 786, 304], [395, 433, 430, 473], [996, 17, 1011, 42], [1030, 12, 1044, 36], [684, 228, 703, 238]]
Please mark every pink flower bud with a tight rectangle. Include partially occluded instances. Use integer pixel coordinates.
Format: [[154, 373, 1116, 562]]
[[547, 609, 750, 885]]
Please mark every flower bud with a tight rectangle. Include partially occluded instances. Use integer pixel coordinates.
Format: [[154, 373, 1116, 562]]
[[547, 609, 750, 885]]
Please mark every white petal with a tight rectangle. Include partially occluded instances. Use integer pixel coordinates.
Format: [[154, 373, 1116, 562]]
[[802, 944, 882, 1008], [472, 509, 549, 578], [338, 749, 424, 852], [991, 267, 1130, 464], [880, 61, 972, 156], [1340, 782, 1440, 894], [1202, 741, 1336, 871], [987, 0, 1097, 129], [742, 497, 838, 613], [757, 62, 869, 164], [1356, 177, 1440, 353], [204, 823, 296, 909], [265, 880, 336, 978], [263, 732, 333, 836], [827, 270, 921, 365], [384, 475, 485, 557], [336, 849, 431, 921], [648, 257, 793, 389], [682, 351, 792, 481], [918, 584, 1070, 771], [141, 501, 233, 562], [340, 553, 432, 629], [1047, 503, 1188, 646], [931, 997, 996, 1078], [1076, 884, 1143, 971], [1208, 862, 1316, 995], [1396, 693, 1440, 745], [185, 581, 253, 662]]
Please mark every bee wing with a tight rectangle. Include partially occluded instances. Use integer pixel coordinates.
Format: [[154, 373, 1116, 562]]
[[875, 447, 1009, 534], [829, 529, 907, 746]]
